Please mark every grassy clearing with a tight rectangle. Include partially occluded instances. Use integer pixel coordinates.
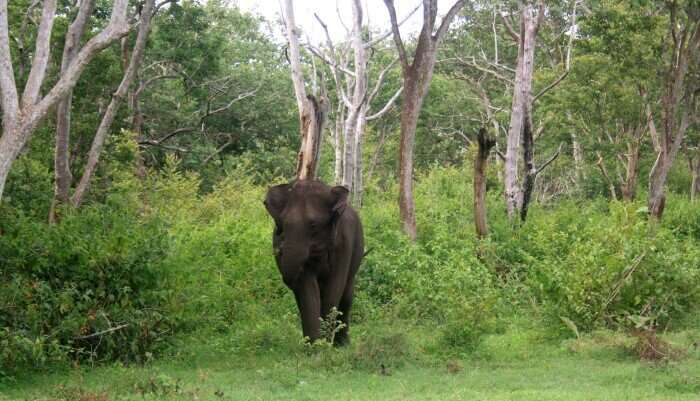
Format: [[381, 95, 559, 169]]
[[3, 325, 700, 401]]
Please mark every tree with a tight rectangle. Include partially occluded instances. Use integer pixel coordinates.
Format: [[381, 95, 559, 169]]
[[0, 0, 132, 203], [474, 127, 495, 238], [70, 0, 157, 207], [49, 0, 96, 222], [500, 0, 576, 221], [309, 2, 405, 204], [283, 0, 328, 180], [646, 1, 699, 220], [383, 0, 467, 239]]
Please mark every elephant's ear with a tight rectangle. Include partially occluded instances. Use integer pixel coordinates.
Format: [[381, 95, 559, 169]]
[[264, 184, 290, 224], [330, 186, 349, 220]]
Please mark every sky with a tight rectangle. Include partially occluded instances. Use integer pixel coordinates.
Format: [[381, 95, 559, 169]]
[[233, 0, 453, 44]]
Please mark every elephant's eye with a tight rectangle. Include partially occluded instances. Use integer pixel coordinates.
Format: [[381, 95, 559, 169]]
[[309, 221, 318, 232]]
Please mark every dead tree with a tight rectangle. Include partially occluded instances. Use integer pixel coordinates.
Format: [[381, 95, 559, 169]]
[[474, 128, 496, 238], [456, 0, 575, 221], [646, 1, 700, 220], [383, 0, 467, 240], [0, 0, 132, 203], [309, 2, 405, 205], [283, 0, 328, 180], [71, 0, 157, 207]]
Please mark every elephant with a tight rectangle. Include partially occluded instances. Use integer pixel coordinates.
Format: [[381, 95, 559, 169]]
[[264, 179, 364, 345]]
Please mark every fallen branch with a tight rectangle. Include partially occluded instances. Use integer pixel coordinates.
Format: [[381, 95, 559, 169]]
[[74, 324, 129, 341]]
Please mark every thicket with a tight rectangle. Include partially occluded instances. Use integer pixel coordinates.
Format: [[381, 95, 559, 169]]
[[2, 151, 699, 376]]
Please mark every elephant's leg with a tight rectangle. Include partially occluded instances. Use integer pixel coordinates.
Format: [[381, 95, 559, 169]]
[[293, 271, 321, 342], [320, 269, 348, 323], [334, 278, 354, 346]]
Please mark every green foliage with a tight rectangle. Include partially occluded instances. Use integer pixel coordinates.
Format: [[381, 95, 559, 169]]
[[489, 199, 700, 332], [0, 202, 171, 375]]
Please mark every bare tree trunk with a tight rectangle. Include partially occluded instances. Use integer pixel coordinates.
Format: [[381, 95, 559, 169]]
[[49, 0, 96, 222], [283, 0, 326, 180], [0, 0, 131, 203], [352, 104, 367, 206], [397, 81, 423, 240], [333, 108, 344, 184], [295, 96, 328, 180], [519, 110, 537, 221], [384, 0, 467, 240], [474, 128, 495, 238], [504, 2, 541, 220], [72, 0, 156, 207]]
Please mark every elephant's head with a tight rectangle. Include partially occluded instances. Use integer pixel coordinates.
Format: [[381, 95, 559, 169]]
[[264, 180, 349, 287]]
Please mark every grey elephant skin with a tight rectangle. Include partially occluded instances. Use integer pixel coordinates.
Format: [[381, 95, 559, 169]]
[[264, 179, 364, 345]]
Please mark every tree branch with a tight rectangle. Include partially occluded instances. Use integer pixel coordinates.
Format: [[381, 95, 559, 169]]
[[367, 86, 403, 121], [533, 70, 569, 102], [536, 143, 563, 175], [21, 0, 57, 109], [364, 3, 421, 48], [367, 57, 398, 103], [0, 0, 19, 122], [433, 0, 467, 43], [282, 0, 307, 117], [74, 324, 129, 341], [306, 44, 356, 77], [23, 0, 131, 136], [383, 0, 409, 70], [500, 11, 520, 42]]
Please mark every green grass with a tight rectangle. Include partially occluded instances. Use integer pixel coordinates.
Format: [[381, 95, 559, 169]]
[[3, 324, 700, 401]]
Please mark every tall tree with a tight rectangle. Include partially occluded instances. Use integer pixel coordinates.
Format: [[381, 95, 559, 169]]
[[383, 0, 467, 239], [0, 0, 131, 203]]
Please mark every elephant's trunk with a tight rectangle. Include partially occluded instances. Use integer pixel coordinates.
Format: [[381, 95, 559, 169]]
[[279, 240, 309, 288]]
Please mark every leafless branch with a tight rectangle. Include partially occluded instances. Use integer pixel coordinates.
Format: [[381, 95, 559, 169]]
[[536, 143, 563, 175], [533, 70, 569, 102], [500, 11, 520, 42], [74, 324, 129, 340], [383, 0, 409, 70], [434, 0, 467, 43], [367, 86, 403, 121], [365, 3, 421, 48]]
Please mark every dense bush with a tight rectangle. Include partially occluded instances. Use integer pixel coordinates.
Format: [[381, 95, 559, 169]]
[[0, 203, 170, 375]]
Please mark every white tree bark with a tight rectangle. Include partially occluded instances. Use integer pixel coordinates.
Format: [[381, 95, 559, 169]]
[[310, 2, 404, 201], [503, 1, 543, 219], [0, 0, 131, 203], [341, 0, 367, 193]]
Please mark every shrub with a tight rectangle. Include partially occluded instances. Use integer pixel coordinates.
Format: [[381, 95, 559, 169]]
[[0, 204, 170, 375], [500, 200, 700, 332]]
